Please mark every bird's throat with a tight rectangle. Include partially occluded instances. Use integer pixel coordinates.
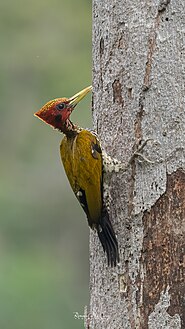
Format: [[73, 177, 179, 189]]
[[59, 119, 79, 137]]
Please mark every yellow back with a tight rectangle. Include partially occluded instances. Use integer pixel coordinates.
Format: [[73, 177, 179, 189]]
[[60, 130, 102, 226]]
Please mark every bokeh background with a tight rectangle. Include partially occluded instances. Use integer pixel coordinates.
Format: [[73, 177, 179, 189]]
[[0, 0, 91, 328]]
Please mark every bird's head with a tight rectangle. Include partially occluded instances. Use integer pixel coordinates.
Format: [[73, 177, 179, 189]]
[[34, 85, 92, 133]]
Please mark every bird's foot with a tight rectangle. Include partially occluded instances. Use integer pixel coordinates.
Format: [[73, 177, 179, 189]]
[[128, 138, 158, 165], [103, 139, 159, 174]]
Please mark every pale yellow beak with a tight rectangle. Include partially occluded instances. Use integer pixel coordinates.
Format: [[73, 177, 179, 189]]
[[68, 85, 92, 108]]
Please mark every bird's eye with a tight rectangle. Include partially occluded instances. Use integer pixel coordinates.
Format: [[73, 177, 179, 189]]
[[57, 103, 65, 110]]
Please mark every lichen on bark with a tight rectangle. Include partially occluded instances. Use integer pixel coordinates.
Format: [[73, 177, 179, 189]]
[[89, 0, 185, 328]]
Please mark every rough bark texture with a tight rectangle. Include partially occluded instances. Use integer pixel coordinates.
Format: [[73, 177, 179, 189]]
[[87, 1, 185, 328]]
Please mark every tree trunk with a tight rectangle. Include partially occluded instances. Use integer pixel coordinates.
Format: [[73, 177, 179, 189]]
[[87, 1, 185, 328]]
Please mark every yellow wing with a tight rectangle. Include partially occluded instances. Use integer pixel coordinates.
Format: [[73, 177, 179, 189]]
[[60, 129, 102, 227]]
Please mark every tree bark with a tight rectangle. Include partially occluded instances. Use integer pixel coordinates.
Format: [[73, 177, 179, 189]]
[[87, 1, 185, 328]]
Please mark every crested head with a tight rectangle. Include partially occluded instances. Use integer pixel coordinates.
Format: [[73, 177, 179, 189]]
[[34, 85, 92, 135], [34, 98, 74, 133]]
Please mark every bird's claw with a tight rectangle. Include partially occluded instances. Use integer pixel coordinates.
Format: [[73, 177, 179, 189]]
[[130, 138, 159, 165], [134, 152, 155, 164]]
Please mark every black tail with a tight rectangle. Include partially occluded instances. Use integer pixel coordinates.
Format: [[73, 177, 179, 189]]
[[97, 208, 119, 267]]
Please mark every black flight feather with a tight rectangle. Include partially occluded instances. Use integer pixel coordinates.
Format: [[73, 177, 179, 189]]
[[97, 208, 119, 267]]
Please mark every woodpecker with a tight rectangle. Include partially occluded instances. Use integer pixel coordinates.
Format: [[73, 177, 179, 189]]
[[35, 86, 119, 266]]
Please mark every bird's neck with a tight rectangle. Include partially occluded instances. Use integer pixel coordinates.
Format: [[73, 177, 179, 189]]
[[59, 119, 81, 137]]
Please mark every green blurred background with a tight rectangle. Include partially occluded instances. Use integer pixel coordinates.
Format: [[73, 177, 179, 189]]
[[0, 0, 92, 328]]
